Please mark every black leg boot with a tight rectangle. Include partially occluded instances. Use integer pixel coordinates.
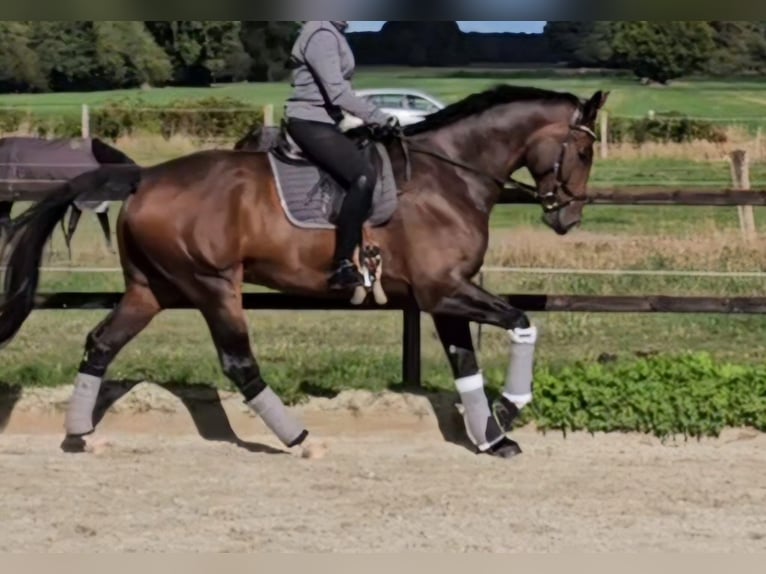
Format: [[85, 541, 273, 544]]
[[328, 174, 373, 291]]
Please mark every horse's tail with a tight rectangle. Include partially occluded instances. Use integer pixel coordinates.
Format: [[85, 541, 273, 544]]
[[0, 164, 142, 349]]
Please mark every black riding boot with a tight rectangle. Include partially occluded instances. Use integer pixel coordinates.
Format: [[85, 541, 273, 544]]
[[328, 173, 374, 290]]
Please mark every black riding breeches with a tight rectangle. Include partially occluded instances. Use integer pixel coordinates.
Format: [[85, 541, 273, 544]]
[[286, 118, 377, 262]]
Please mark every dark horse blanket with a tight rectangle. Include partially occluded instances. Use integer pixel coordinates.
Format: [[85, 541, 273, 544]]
[[0, 136, 136, 212]]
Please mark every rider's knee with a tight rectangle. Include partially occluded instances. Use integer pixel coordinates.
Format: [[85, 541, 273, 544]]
[[352, 168, 376, 195]]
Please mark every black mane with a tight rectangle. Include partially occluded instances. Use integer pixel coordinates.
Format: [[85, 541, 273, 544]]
[[403, 84, 582, 136]]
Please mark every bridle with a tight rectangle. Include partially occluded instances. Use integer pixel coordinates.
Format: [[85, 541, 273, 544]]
[[527, 121, 598, 213], [387, 107, 598, 214]]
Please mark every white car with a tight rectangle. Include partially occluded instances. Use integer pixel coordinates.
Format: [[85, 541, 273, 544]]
[[340, 89, 446, 130]]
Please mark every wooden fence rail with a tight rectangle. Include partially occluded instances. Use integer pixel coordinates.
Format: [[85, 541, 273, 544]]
[[4, 183, 766, 206], [2, 151, 765, 386], [11, 291, 766, 387]]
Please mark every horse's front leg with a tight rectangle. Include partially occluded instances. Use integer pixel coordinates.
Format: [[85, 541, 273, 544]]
[[426, 281, 538, 459]]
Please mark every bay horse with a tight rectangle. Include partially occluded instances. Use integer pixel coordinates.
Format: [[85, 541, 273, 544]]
[[0, 84, 608, 459]]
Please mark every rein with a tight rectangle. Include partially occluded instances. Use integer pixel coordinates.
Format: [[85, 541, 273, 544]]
[[384, 119, 597, 213]]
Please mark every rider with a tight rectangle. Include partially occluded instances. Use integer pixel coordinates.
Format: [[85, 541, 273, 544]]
[[284, 20, 400, 290]]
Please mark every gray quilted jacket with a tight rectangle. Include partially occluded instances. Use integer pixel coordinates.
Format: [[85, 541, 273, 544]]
[[284, 21, 390, 126]]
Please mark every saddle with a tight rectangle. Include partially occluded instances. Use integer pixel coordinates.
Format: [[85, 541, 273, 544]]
[[235, 121, 398, 306], [237, 120, 378, 166]]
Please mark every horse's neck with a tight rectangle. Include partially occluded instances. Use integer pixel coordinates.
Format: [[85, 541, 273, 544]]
[[420, 102, 575, 212]]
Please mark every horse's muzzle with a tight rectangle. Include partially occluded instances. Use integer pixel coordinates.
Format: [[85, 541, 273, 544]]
[[542, 207, 580, 236]]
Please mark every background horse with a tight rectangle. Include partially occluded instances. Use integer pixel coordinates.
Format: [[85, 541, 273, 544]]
[[0, 84, 608, 459], [0, 136, 135, 256]]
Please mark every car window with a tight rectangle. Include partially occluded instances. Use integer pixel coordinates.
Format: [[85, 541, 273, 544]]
[[406, 95, 439, 113], [373, 94, 406, 108]]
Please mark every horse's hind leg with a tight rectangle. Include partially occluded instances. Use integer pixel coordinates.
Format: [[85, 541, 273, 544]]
[[63, 282, 162, 449], [432, 314, 521, 459], [193, 273, 313, 454], [96, 210, 114, 253]]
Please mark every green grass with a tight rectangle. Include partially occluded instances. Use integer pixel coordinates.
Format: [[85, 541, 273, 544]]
[[1, 195, 765, 400], [2, 68, 766, 404], [491, 203, 766, 235], [2, 68, 766, 127]]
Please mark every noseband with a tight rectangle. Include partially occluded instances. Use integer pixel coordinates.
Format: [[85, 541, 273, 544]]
[[533, 123, 598, 213]]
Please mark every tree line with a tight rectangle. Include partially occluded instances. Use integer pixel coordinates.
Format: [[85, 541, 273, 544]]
[[1, 21, 765, 93], [0, 21, 300, 92], [350, 21, 766, 83], [544, 21, 766, 83]]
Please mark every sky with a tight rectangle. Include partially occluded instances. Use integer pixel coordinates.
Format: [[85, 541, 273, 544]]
[[347, 21, 547, 34]]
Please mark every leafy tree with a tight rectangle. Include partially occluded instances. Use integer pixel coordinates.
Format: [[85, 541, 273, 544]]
[[239, 21, 300, 82], [0, 21, 47, 92], [92, 21, 172, 88], [145, 21, 248, 86], [575, 22, 616, 66], [29, 21, 99, 91], [544, 21, 616, 67], [27, 21, 171, 91], [611, 21, 716, 83], [379, 21, 469, 66], [706, 21, 766, 75]]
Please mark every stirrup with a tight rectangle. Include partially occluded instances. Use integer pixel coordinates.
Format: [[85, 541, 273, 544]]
[[328, 260, 364, 290]]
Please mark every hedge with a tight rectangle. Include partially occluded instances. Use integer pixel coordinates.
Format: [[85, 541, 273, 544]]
[[0, 95, 265, 141], [608, 113, 728, 144], [0, 95, 736, 145], [501, 352, 766, 440]]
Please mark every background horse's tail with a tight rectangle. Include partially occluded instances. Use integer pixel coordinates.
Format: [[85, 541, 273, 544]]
[[0, 164, 142, 349]]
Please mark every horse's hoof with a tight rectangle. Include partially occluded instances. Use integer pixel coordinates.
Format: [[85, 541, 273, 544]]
[[60, 432, 112, 455], [61, 434, 88, 453], [485, 436, 522, 459]]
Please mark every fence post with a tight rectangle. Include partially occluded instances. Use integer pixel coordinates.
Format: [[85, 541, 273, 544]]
[[402, 299, 421, 387], [729, 149, 756, 241], [263, 104, 275, 127], [477, 271, 484, 351], [81, 104, 90, 138], [756, 127, 762, 162], [599, 111, 608, 159]]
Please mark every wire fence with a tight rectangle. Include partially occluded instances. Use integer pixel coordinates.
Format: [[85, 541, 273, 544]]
[[11, 265, 766, 279]]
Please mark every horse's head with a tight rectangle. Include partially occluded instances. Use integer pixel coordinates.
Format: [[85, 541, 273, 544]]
[[401, 85, 609, 234], [523, 90, 609, 235]]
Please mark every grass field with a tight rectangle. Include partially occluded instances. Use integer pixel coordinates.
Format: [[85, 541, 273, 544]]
[[2, 67, 766, 126], [3, 196, 766, 398], [2, 67, 766, 399]]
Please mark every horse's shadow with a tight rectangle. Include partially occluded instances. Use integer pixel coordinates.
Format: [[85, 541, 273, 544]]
[[297, 379, 478, 455], [0, 382, 23, 434], [0, 379, 284, 455], [89, 380, 286, 455], [0, 378, 479, 456]]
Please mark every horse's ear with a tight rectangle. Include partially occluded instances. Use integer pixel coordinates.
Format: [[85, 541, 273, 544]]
[[582, 90, 610, 125]]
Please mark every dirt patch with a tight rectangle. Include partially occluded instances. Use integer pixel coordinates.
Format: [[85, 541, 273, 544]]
[[1, 383, 460, 440], [1, 384, 765, 552]]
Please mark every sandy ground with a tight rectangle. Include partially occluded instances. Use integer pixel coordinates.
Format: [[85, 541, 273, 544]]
[[1, 383, 765, 552]]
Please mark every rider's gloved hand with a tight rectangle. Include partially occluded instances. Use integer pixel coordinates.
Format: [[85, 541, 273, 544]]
[[369, 115, 401, 139], [383, 115, 401, 136]]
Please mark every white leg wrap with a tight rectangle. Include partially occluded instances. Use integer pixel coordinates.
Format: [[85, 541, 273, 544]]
[[247, 387, 307, 447], [65, 373, 102, 436], [455, 372, 504, 451], [505, 325, 537, 409]]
